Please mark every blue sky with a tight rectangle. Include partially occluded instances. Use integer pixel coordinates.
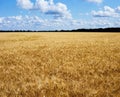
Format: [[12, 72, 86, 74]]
[[0, 0, 120, 30]]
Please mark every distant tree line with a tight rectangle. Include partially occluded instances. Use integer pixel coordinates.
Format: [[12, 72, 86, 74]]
[[71, 28, 120, 32], [0, 27, 120, 32]]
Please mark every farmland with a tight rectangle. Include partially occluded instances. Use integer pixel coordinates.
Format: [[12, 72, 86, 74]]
[[0, 32, 120, 97]]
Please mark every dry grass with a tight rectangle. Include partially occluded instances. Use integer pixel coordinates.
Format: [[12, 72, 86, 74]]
[[0, 32, 120, 97]]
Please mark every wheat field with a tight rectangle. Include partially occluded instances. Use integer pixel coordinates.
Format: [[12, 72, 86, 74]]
[[0, 32, 120, 97]]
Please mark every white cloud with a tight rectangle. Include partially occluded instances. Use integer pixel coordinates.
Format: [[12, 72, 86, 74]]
[[0, 17, 4, 23], [17, 0, 72, 19], [104, 6, 115, 12], [0, 15, 73, 30], [88, 18, 112, 27], [92, 6, 119, 17], [86, 0, 103, 3], [0, 15, 120, 30], [17, 0, 33, 10], [35, 0, 71, 19], [116, 6, 120, 12]]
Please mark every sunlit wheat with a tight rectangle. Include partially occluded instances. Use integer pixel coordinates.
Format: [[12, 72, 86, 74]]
[[0, 32, 120, 97]]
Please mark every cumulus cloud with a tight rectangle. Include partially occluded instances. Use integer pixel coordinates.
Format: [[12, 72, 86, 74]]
[[0, 17, 4, 23], [86, 0, 103, 3], [0, 15, 73, 30], [116, 6, 120, 12], [17, 0, 72, 19], [92, 6, 119, 17], [35, 0, 71, 19], [17, 0, 33, 9], [0, 15, 120, 30], [0, 16, 41, 30]]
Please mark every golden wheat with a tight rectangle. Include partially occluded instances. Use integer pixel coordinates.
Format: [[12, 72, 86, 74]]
[[0, 32, 120, 97]]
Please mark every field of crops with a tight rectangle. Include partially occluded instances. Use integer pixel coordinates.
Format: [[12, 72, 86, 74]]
[[0, 32, 120, 97]]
